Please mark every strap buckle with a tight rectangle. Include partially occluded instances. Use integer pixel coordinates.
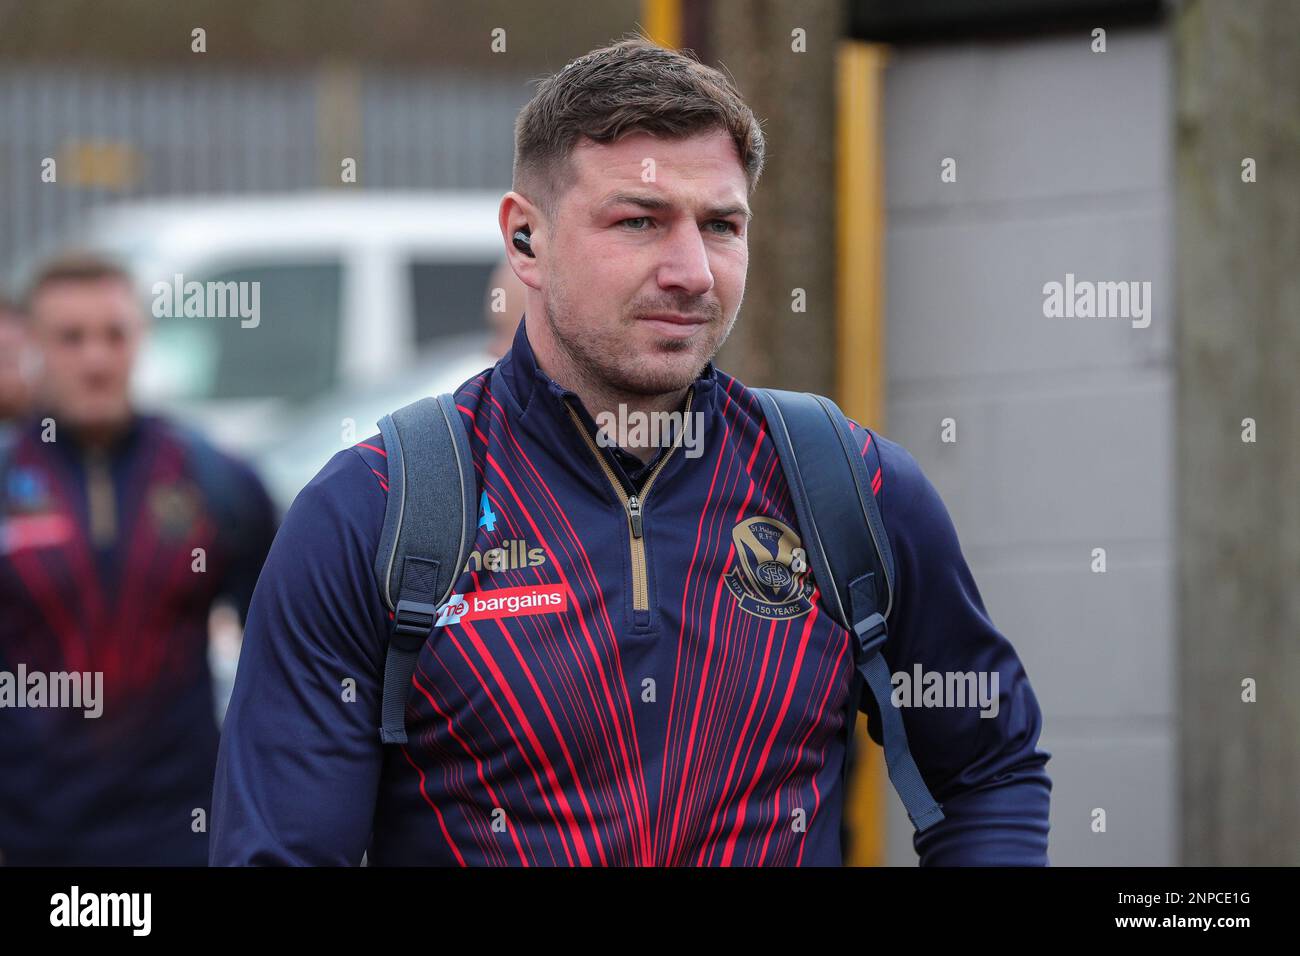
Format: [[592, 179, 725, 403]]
[[852, 611, 888, 660], [391, 599, 437, 652]]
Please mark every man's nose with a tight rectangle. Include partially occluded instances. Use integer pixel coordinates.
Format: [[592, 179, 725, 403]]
[[79, 332, 120, 370], [656, 223, 715, 298]]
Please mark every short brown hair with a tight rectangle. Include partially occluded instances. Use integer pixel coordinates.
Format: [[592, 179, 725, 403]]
[[25, 252, 134, 310], [513, 34, 766, 222]]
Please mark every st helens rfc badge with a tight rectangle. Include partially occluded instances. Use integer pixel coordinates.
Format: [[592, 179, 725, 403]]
[[724, 516, 815, 620]]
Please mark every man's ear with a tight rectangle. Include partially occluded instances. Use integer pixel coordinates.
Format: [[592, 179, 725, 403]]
[[499, 191, 544, 290]]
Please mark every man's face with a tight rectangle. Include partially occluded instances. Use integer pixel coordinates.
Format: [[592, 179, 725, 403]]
[[0, 313, 33, 420], [542, 127, 750, 396], [30, 277, 142, 431]]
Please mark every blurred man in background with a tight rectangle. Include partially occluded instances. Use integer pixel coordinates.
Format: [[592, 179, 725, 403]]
[[0, 254, 276, 865], [423, 256, 528, 390], [0, 298, 33, 435], [484, 257, 527, 359]]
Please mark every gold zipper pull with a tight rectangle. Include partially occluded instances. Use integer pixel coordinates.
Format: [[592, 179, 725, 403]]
[[85, 449, 117, 547], [627, 494, 643, 538]]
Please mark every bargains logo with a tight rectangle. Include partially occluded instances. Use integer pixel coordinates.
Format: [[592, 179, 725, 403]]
[[435, 584, 568, 627]]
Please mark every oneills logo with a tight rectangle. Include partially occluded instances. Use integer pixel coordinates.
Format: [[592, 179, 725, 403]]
[[464, 538, 546, 573], [724, 516, 815, 620]]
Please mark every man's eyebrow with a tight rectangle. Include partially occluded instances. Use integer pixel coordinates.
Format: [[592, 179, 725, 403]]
[[598, 192, 752, 222], [708, 202, 753, 222]]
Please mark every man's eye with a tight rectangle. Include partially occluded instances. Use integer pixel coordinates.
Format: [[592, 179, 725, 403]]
[[620, 217, 652, 230], [707, 220, 740, 235]]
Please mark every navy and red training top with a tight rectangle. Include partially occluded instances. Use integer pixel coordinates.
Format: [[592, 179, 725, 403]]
[[0, 413, 276, 865], [211, 320, 1051, 866]]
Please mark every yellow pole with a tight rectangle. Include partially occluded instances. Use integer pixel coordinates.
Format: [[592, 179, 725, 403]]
[[641, 0, 683, 48], [836, 40, 890, 866], [644, 3, 890, 867]]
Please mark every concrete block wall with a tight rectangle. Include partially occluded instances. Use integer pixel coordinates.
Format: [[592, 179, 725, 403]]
[[876, 27, 1176, 865]]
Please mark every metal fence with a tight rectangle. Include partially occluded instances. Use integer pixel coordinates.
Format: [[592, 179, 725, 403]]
[[0, 62, 532, 278]]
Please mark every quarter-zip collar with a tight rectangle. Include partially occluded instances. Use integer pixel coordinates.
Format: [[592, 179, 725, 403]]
[[495, 315, 720, 495], [23, 408, 145, 466]]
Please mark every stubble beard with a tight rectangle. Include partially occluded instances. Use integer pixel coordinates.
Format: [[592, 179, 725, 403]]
[[543, 273, 736, 400]]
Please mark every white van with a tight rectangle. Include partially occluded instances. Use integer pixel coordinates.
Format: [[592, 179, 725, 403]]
[[65, 191, 506, 454]]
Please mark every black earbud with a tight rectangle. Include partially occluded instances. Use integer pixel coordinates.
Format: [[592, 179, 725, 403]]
[[512, 227, 534, 257]]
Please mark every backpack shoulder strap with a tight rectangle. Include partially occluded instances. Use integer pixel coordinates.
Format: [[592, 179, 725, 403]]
[[752, 387, 944, 832], [373, 393, 477, 745]]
